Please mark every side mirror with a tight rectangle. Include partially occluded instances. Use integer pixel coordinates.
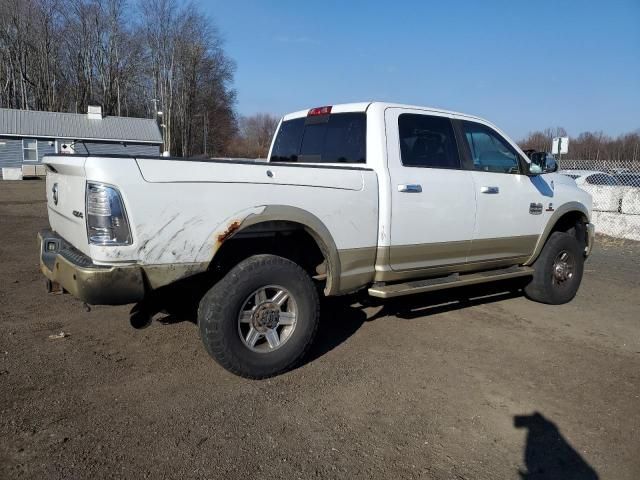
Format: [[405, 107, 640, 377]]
[[527, 162, 543, 175], [544, 156, 558, 173]]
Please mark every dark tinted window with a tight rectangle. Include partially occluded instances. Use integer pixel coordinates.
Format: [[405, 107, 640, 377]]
[[270, 118, 304, 162], [270, 113, 366, 163], [586, 174, 618, 185], [398, 114, 460, 169], [461, 121, 520, 174]]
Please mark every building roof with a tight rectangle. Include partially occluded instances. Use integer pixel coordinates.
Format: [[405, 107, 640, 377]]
[[0, 108, 162, 144]]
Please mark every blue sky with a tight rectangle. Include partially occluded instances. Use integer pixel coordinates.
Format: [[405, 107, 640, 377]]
[[201, 0, 639, 140]]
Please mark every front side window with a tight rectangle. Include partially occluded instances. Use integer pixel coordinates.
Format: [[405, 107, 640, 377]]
[[461, 121, 520, 174], [270, 113, 366, 164], [398, 114, 460, 169], [23, 138, 38, 162]]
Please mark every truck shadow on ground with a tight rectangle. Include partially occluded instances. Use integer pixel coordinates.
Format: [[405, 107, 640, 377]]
[[303, 278, 528, 365], [154, 278, 538, 369], [514, 412, 599, 479]]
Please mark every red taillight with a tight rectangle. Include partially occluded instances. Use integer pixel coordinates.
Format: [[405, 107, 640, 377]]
[[308, 105, 332, 116]]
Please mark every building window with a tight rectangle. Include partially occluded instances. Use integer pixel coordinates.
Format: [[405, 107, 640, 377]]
[[23, 139, 38, 162]]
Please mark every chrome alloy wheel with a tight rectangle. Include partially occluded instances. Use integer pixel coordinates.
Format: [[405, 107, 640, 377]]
[[237, 285, 298, 353], [552, 250, 575, 286]]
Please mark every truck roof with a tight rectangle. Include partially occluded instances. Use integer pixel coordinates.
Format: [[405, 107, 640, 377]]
[[282, 101, 487, 123]]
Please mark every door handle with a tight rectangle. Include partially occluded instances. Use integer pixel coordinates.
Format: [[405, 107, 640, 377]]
[[398, 184, 422, 193], [480, 186, 499, 194]]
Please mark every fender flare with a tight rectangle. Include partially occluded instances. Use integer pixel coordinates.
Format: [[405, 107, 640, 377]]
[[205, 205, 342, 295], [525, 201, 590, 265]]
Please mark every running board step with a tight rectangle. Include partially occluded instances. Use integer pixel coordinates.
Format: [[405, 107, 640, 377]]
[[368, 266, 534, 299]]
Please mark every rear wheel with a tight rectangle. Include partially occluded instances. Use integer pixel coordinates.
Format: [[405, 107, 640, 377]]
[[524, 231, 584, 304], [198, 254, 319, 379]]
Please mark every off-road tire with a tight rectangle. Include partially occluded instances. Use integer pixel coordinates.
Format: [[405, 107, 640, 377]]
[[198, 254, 319, 379], [524, 231, 584, 304]]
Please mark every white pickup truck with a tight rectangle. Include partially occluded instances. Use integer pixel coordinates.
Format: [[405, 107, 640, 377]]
[[39, 102, 594, 378]]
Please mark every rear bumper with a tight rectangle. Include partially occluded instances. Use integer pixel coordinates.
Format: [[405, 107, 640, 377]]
[[38, 230, 145, 305], [585, 222, 595, 257]]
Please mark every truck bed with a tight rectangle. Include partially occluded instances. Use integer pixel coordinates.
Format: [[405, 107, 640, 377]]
[[44, 154, 380, 293]]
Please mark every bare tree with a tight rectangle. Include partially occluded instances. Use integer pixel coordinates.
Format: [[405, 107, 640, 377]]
[[519, 128, 640, 162], [232, 113, 279, 158], [0, 0, 237, 156]]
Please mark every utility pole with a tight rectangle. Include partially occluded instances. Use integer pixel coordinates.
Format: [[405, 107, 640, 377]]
[[151, 98, 167, 155]]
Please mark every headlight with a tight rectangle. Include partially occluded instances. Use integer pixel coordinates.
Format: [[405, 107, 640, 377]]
[[86, 182, 132, 245]]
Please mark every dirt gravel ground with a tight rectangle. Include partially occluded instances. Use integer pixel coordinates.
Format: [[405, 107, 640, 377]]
[[1, 180, 639, 479]]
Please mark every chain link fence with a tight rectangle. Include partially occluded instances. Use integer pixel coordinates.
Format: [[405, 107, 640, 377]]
[[558, 159, 640, 240]]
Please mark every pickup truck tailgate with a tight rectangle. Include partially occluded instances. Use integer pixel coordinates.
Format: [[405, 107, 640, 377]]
[[44, 156, 90, 256]]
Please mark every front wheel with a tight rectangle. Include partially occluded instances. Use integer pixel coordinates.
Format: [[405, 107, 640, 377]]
[[524, 231, 584, 304], [198, 254, 319, 379]]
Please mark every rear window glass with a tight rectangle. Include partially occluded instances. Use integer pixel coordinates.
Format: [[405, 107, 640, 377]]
[[398, 114, 460, 169], [270, 113, 366, 164]]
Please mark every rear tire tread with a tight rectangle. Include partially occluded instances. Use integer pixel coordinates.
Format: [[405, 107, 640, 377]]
[[198, 254, 319, 379]]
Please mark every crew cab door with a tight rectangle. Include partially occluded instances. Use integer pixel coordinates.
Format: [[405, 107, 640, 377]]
[[455, 119, 550, 262], [385, 109, 476, 271]]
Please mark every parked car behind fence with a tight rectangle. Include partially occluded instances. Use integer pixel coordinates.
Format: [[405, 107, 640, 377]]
[[614, 172, 640, 188], [559, 170, 624, 213], [560, 160, 640, 240]]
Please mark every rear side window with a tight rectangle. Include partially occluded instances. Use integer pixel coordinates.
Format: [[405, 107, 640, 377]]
[[270, 113, 366, 164], [398, 114, 460, 169], [461, 121, 521, 174]]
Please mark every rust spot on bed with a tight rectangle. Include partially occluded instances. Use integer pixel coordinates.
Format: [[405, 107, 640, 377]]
[[216, 220, 242, 245]]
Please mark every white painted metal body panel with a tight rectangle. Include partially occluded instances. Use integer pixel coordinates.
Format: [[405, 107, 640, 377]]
[[45, 156, 91, 256], [79, 157, 378, 265], [383, 107, 476, 269], [469, 170, 548, 239], [137, 158, 365, 191]]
